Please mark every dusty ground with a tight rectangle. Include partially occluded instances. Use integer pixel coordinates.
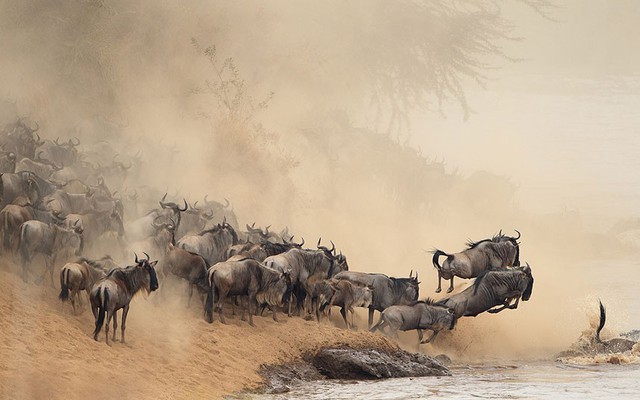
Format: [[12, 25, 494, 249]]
[[0, 262, 395, 400]]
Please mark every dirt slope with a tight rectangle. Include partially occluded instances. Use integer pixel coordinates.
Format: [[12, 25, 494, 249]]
[[0, 262, 394, 399]]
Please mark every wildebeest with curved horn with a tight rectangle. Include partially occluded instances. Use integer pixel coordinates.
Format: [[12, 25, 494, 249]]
[[204, 257, 292, 325], [177, 220, 238, 265], [431, 230, 521, 293], [332, 270, 420, 329], [90, 253, 159, 345], [436, 263, 534, 318], [369, 299, 457, 345], [263, 239, 347, 317]]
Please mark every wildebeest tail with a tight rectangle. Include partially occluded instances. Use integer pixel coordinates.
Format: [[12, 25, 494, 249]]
[[431, 249, 449, 271], [595, 300, 606, 343], [58, 268, 70, 301], [204, 269, 216, 323], [93, 288, 108, 338]]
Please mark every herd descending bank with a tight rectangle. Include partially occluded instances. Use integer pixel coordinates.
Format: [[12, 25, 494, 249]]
[[0, 117, 537, 397]]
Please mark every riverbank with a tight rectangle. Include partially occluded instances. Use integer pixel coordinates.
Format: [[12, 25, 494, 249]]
[[0, 264, 402, 399]]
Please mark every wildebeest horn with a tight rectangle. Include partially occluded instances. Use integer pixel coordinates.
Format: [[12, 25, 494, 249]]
[[71, 137, 80, 146], [498, 229, 503, 237], [178, 199, 188, 211], [54, 137, 60, 145], [415, 271, 419, 282], [317, 237, 322, 247], [192, 200, 199, 209], [35, 132, 43, 145], [246, 224, 253, 231], [330, 241, 335, 254], [223, 198, 230, 208], [134, 253, 139, 263], [161, 193, 167, 202], [409, 270, 413, 278], [513, 229, 521, 240], [32, 121, 39, 132], [143, 252, 150, 261], [299, 237, 305, 246]]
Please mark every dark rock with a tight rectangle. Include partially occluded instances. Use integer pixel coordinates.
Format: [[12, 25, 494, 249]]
[[311, 348, 450, 380], [259, 362, 324, 394], [434, 354, 452, 365]]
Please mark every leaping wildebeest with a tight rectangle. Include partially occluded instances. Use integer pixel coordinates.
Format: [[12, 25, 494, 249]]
[[436, 263, 534, 318], [431, 230, 521, 293], [332, 270, 420, 329], [369, 299, 457, 345], [90, 253, 159, 345]]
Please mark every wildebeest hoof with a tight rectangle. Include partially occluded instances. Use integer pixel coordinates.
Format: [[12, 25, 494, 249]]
[[304, 314, 314, 321], [446, 287, 454, 293], [435, 288, 442, 293]]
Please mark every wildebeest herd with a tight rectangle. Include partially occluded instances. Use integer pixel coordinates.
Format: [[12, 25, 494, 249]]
[[0, 118, 534, 346]]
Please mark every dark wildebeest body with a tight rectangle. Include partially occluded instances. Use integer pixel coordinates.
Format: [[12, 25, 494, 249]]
[[17, 220, 83, 284], [177, 222, 238, 266], [436, 264, 534, 318], [263, 244, 347, 317], [369, 300, 457, 345], [58, 257, 117, 314], [205, 258, 291, 326], [126, 194, 188, 242], [332, 271, 420, 329], [0, 199, 59, 252], [225, 238, 303, 262], [90, 255, 159, 345], [327, 279, 373, 329], [0, 171, 39, 208], [432, 230, 521, 293], [164, 242, 210, 306]]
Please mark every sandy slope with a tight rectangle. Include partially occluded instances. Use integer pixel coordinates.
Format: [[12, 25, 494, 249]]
[[0, 262, 395, 400]]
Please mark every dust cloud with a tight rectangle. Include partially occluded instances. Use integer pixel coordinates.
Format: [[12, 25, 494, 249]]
[[0, 0, 639, 396]]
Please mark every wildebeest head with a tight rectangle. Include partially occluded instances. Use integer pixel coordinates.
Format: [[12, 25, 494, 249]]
[[494, 229, 521, 267], [55, 220, 84, 256], [521, 262, 534, 301], [402, 270, 421, 303], [134, 252, 159, 292]]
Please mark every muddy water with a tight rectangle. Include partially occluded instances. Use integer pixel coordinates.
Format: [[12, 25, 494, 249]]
[[256, 363, 640, 399]]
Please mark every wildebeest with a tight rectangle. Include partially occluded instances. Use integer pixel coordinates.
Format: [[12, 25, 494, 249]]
[[332, 270, 420, 329], [205, 257, 291, 326], [0, 171, 39, 208], [126, 193, 188, 242], [15, 152, 63, 179], [263, 240, 347, 317], [431, 230, 521, 293], [225, 236, 304, 262], [0, 151, 16, 173], [326, 279, 373, 329], [58, 257, 117, 314], [177, 221, 238, 265], [163, 242, 210, 306], [17, 219, 84, 284], [0, 198, 60, 252], [594, 301, 636, 353], [436, 263, 534, 318], [90, 253, 159, 345], [369, 299, 457, 345]]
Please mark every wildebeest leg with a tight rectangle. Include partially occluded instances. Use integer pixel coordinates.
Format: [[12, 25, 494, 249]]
[[447, 276, 454, 293], [112, 310, 118, 342], [247, 294, 256, 327], [368, 307, 375, 330], [105, 311, 112, 346], [349, 307, 357, 330], [435, 271, 442, 293], [70, 289, 78, 315], [272, 304, 279, 322], [49, 254, 57, 288], [340, 306, 349, 329], [417, 328, 424, 344], [217, 290, 228, 324], [187, 284, 193, 308], [240, 297, 247, 321], [420, 330, 439, 344], [230, 295, 237, 316], [121, 305, 130, 343]]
